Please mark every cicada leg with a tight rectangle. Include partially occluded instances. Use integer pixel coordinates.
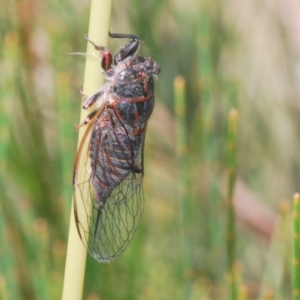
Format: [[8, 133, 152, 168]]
[[79, 88, 105, 109], [74, 109, 99, 129], [109, 33, 141, 65], [84, 35, 113, 71]]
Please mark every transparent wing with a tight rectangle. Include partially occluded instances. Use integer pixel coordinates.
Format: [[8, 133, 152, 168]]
[[73, 105, 145, 263]]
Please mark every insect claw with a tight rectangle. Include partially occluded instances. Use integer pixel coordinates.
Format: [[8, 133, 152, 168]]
[[84, 35, 107, 51], [79, 88, 87, 97], [74, 122, 84, 129]]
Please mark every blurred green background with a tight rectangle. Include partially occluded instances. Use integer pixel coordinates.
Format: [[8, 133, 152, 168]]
[[1, 0, 300, 299]]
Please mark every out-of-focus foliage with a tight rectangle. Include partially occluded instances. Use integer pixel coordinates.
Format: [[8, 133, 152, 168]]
[[1, 0, 300, 299]]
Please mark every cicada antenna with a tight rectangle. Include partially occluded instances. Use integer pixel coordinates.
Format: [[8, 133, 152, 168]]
[[150, 45, 166, 58]]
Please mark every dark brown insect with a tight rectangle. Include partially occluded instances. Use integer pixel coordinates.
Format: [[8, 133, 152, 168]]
[[73, 33, 160, 263]]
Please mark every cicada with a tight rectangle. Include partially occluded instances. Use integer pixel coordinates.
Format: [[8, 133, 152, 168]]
[[73, 33, 160, 263]]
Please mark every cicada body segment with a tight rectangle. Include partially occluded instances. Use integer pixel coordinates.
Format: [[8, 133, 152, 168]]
[[73, 33, 160, 263]]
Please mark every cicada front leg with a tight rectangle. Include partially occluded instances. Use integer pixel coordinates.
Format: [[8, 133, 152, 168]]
[[109, 33, 141, 65], [84, 35, 113, 72]]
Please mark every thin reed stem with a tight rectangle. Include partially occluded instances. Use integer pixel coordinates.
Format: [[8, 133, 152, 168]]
[[62, 1, 112, 299], [264, 288, 274, 300], [174, 75, 193, 298], [56, 72, 75, 224], [226, 108, 238, 300], [238, 284, 249, 300], [293, 193, 300, 300]]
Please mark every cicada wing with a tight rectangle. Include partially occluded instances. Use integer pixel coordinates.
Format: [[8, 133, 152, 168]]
[[73, 106, 146, 263], [73, 110, 102, 249], [87, 170, 144, 263]]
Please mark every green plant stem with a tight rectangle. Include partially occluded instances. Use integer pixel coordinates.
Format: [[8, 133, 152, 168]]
[[56, 72, 75, 224], [0, 38, 22, 297], [227, 108, 238, 300], [62, 1, 112, 299], [238, 284, 248, 300], [293, 193, 300, 300], [264, 288, 274, 300], [174, 75, 193, 298]]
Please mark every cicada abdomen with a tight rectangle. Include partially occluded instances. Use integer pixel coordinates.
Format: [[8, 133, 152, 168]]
[[73, 33, 160, 263]]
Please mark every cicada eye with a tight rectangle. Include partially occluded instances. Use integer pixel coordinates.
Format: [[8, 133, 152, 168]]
[[153, 61, 161, 75]]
